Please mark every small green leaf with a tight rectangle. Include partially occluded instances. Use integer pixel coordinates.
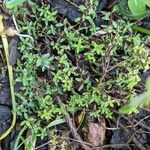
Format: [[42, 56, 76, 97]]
[[47, 119, 66, 128]]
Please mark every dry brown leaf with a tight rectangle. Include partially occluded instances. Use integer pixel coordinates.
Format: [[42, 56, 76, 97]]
[[0, 15, 4, 33], [4, 27, 18, 37], [75, 111, 85, 127], [88, 117, 106, 147]]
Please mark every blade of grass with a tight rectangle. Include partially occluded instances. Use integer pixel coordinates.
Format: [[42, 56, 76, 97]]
[[46, 118, 66, 128], [13, 125, 27, 150], [0, 15, 16, 141], [132, 25, 150, 35]]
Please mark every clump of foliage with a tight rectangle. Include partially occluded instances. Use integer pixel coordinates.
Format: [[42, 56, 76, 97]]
[[13, 0, 150, 146]]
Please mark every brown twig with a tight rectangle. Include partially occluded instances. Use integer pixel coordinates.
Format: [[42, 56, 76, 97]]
[[96, 143, 133, 150], [132, 115, 150, 128], [111, 118, 147, 150], [64, 111, 92, 150], [60, 136, 94, 147], [99, 43, 112, 84], [136, 121, 150, 131], [57, 97, 92, 150], [35, 142, 55, 150]]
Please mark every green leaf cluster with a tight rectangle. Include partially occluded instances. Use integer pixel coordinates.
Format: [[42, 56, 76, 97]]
[[13, 0, 150, 145]]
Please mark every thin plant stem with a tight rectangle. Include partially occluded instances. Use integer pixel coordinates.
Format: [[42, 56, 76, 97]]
[[0, 15, 17, 141]]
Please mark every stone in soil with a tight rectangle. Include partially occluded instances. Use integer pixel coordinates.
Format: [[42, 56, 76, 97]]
[[110, 129, 128, 150], [0, 105, 11, 136], [0, 105, 12, 149], [0, 76, 12, 149], [140, 70, 150, 81], [0, 77, 11, 106], [9, 37, 21, 66], [50, 0, 106, 26], [142, 17, 150, 29]]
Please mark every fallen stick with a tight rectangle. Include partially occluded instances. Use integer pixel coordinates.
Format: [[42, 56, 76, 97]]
[[57, 97, 92, 150]]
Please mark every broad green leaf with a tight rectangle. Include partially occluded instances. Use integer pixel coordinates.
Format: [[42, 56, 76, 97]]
[[146, 77, 150, 91], [143, 93, 150, 107], [128, 0, 146, 15], [118, 0, 150, 20], [4, 0, 27, 9], [144, 0, 150, 7], [119, 104, 139, 115], [119, 92, 147, 114]]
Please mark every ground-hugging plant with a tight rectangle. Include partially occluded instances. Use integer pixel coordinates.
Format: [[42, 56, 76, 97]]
[[13, 0, 150, 147]]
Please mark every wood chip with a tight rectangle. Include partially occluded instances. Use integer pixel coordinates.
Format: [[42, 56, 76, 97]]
[[88, 117, 106, 146]]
